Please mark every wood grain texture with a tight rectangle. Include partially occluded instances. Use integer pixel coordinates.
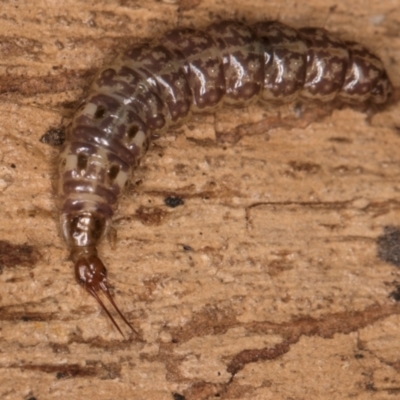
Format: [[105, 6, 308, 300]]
[[0, 1, 399, 399]]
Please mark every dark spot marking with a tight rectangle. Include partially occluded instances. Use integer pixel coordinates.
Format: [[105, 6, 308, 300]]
[[108, 165, 120, 182], [328, 137, 352, 144], [365, 382, 376, 391], [94, 105, 106, 119], [23, 362, 101, 379], [40, 127, 66, 147], [26, 397, 37, 400], [10, 163, 16, 168], [389, 286, 400, 301], [9, 312, 52, 322], [377, 226, 400, 267], [0, 241, 40, 269], [178, 0, 201, 11], [227, 343, 290, 375], [288, 161, 321, 174], [50, 342, 70, 354], [164, 196, 184, 208], [135, 206, 168, 226], [183, 244, 193, 251], [35, 360, 121, 380], [172, 393, 186, 400], [331, 165, 363, 175], [77, 153, 88, 172], [127, 125, 139, 140], [354, 353, 364, 359]]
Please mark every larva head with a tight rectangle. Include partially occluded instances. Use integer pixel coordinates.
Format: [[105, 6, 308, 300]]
[[73, 251, 137, 337]]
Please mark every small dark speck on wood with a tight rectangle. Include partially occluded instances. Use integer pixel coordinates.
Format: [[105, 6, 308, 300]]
[[40, 127, 66, 147], [172, 393, 186, 400], [377, 226, 400, 267], [164, 196, 185, 208]]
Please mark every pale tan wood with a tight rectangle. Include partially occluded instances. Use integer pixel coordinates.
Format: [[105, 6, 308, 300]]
[[0, 1, 399, 399]]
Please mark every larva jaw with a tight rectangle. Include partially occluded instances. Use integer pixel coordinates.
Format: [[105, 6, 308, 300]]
[[74, 253, 138, 337]]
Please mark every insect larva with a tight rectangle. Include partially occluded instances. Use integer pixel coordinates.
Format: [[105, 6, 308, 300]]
[[57, 20, 393, 335]]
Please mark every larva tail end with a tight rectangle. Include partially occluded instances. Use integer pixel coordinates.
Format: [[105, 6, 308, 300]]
[[75, 254, 138, 337]]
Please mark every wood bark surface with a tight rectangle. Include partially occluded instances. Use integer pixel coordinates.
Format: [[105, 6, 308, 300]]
[[0, 0, 400, 399]]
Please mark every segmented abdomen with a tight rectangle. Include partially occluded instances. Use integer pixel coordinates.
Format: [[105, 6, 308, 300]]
[[58, 20, 392, 242]]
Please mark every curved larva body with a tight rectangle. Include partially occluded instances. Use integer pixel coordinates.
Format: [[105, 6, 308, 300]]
[[58, 20, 392, 334]]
